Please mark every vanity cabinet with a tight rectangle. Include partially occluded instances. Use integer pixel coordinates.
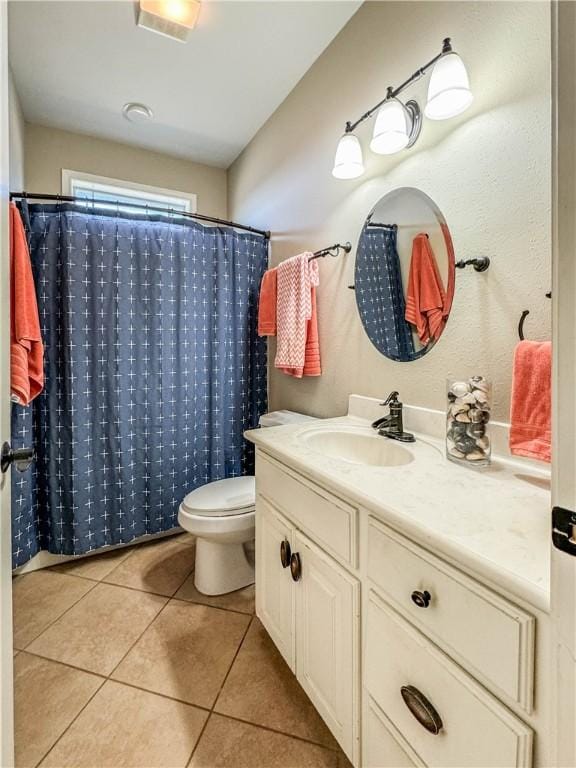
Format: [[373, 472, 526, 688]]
[[255, 457, 360, 763], [254, 449, 541, 768]]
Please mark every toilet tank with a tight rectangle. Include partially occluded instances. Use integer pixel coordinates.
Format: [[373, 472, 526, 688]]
[[258, 410, 317, 428]]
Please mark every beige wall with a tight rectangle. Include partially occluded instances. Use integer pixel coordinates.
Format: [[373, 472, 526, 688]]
[[228, 1, 552, 422], [25, 124, 227, 217], [8, 68, 25, 190]]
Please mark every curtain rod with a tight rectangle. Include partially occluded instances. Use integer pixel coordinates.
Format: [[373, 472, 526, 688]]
[[10, 191, 271, 239]]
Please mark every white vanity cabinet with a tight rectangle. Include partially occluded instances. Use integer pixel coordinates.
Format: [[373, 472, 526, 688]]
[[255, 455, 360, 763], [253, 448, 543, 768]]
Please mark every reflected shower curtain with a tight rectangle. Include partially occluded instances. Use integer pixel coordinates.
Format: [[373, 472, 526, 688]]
[[355, 223, 415, 361], [11, 203, 268, 568]]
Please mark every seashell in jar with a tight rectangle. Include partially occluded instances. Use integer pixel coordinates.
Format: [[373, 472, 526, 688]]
[[466, 450, 486, 461], [476, 436, 490, 451], [469, 408, 485, 423], [470, 376, 489, 393], [455, 412, 471, 423], [459, 393, 477, 405], [455, 436, 477, 454], [449, 447, 466, 459], [450, 381, 470, 398], [473, 389, 488, 404], [451, 403, 469, 416]]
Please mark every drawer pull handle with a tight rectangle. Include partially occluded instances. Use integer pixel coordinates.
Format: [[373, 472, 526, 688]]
[[411, 590, 431, 608], [400, 685, 443, 735], [290, 552, 302, 582], [280, 540, 291, 569]]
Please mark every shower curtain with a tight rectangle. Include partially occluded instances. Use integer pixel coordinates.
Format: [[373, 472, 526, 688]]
[[355, 223, 416, 361], [11, 203, 268, 569]]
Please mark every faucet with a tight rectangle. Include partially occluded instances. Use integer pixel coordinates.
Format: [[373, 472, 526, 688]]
[[371, 391, 416, 443]]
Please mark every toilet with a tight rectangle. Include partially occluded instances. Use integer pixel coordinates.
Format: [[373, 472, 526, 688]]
[[178, 410, 316, 595]]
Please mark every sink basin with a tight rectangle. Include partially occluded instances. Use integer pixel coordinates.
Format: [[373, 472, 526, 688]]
[[300, 427, 415, 467]]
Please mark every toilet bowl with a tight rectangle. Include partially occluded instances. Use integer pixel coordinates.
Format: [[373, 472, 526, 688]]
[[178, 410, 316, 595]]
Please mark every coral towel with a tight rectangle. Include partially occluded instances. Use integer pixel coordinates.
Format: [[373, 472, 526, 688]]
[[10, 203, 44, 405], [509, 340, 551, 463], [405, 233, 448, 345], [258, 268, 277, 336], [275, 253, 321, 378]]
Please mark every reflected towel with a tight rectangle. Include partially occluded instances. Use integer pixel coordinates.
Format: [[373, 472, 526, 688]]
[[405, 233, 448, 345], [279, 285, 321, 378], [258, 268, 277, 336], [509, 340, 551, 463], [10, 203, 44, 405], [275, 253, 321, 376]]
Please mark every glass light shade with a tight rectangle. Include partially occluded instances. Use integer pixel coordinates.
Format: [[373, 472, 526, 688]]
[[425, 52, 473, 120], [370, 98, 411, 155], [332, 133, 365, 179]]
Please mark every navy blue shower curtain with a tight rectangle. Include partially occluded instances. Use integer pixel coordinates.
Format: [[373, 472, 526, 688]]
[[11, 203, 268, 569], [355, 223, 416, 361]]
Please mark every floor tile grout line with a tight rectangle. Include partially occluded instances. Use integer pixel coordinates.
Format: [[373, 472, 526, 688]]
[[31, 673, 108, 768], [31, 594, 175, 767], [186, 614, 255, 767], [16, 576, 100, 652]]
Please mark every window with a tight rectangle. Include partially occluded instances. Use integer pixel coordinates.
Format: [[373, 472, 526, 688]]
[[62, 170, 197, 215]]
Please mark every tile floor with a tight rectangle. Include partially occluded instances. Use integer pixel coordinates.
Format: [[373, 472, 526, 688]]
[[12, 534, 352, 768]]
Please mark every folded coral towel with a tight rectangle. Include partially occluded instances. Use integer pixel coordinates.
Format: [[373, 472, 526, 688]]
[[10, 203, 44, 406], [275, 252, 321, 377], [258, 268, 277, 336], [279, 285, 321, 378], [405, 233, 448, 345], [509, 340, 551, 463]]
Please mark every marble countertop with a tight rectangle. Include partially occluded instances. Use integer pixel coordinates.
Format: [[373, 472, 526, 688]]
[[245, 414, 551, 612]]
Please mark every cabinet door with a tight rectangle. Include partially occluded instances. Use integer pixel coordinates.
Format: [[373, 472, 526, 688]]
[[256, 496, 295, 670], [293, 530, 359, 763]]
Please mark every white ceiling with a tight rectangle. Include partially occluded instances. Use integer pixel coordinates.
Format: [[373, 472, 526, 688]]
[[8, 0, 360, 168]]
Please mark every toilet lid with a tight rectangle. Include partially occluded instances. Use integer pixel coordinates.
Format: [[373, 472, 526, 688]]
[[181, 476, 256, 517]]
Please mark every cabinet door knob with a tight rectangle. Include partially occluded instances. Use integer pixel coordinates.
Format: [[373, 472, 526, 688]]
[[411, 589, 431, 608], [290, 552, 301, 582], [280, 539, 291, 569], [400, 685, 443, 735]]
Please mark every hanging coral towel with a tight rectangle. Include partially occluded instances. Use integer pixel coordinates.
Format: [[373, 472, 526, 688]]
[[275, 253, 321, 377], [258, 268, 277, 336], [405, 233, 448, 345], [10, 203, 44, 406], [509, 340, 551, 463]]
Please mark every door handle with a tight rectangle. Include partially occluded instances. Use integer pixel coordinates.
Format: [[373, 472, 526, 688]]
[[290, 552, 301, 582], [280, 539, 291, 568], [1, 442, 34, 473]]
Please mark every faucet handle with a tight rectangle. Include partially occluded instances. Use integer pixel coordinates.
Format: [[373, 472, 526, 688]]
[[380, 391, 400, 407]]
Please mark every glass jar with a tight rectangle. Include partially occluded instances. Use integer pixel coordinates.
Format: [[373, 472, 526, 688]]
[[446, 376, 491, 467]]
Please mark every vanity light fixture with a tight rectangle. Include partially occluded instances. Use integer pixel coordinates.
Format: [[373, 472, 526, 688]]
[[332, 38, 472, 179]]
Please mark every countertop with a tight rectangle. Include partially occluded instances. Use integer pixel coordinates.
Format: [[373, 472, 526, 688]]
[[245, 415, 551, 612]]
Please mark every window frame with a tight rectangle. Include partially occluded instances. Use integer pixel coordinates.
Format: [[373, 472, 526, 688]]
[[61, 169, 197, 214]]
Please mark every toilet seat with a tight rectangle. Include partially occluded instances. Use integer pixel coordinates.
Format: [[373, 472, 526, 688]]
[[180, 476, 255, 517]]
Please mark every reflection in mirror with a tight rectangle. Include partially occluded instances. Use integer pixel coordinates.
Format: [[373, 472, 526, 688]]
[[355, 187, 455, 362]]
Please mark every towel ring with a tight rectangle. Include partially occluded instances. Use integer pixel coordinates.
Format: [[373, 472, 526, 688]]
[[518, 310, 530, 341]]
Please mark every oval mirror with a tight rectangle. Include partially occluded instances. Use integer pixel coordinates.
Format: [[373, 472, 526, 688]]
[[355, 187, 455, 362]]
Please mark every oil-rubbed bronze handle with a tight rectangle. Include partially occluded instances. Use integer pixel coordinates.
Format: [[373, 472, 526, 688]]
[[411, 590, 431, 608], [400, 685, 443, 735], [280, 540, 291, 569], [290, 552, 301, 582]]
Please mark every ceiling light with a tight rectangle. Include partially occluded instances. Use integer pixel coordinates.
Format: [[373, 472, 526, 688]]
[[332, 133, 365, 180], [138, 0, 201, 43], [425, 51, 473, 120], [122, 103, 154, 123]]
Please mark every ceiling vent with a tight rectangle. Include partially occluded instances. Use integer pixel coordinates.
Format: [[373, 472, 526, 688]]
[[138, 0, 201, 43]]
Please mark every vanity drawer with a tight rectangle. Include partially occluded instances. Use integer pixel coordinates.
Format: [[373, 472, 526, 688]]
[[365, 592, 533, 768], [364, 696, 423, 768], [257, 453, 358, 567], [367, 516, 535, 711]]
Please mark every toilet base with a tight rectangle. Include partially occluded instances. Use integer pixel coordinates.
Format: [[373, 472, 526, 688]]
[[194, 537, 255, 596]]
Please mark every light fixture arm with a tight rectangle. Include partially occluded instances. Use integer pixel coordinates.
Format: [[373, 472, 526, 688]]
[[344, 38, 453, 134]]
